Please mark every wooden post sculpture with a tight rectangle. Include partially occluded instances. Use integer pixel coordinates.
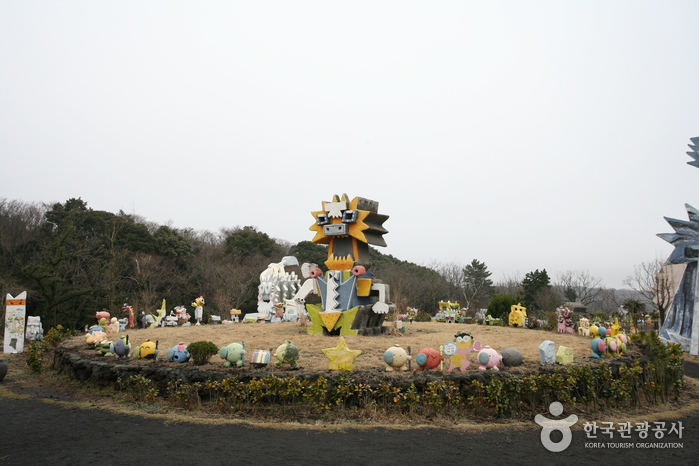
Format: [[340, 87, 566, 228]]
[[287, 194, 395, 336]]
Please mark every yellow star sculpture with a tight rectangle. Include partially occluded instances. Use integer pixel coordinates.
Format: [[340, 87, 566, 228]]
[[322, 336, 362, 370]]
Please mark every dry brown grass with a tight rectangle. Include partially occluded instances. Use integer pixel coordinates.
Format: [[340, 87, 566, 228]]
[[67, 321, 596, 372]]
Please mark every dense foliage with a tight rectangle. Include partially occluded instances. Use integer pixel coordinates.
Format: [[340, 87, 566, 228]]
[[0, 198, 456, 329]]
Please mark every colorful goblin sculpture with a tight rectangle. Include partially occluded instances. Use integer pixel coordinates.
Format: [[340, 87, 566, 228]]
[[443, 332, 482, 373], [287, 194, 395, 336]]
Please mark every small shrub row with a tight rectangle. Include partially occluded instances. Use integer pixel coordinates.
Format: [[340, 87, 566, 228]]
[[112, 331, 684, 419]]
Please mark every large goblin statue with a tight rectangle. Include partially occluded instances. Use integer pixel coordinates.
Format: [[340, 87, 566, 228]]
[[288, 193, 395, 336]]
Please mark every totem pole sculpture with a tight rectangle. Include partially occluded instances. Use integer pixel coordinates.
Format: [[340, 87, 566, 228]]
[[286, 193, 395, 335], [658, 137, 699, 354]]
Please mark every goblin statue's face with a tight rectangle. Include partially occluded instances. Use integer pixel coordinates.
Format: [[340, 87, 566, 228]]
[[309, 194, 388, 271]]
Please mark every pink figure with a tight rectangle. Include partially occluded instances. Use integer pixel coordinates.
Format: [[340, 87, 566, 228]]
[[443, 332, 482, 373], [477, 346, 502, 371], [96, 310, 110, 324], [556, 307, 575, 334]]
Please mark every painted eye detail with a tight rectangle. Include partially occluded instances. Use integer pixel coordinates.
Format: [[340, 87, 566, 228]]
[[316, 214, 330, 226], [456, 336, 464, 343], [342, 210, 358, 223]]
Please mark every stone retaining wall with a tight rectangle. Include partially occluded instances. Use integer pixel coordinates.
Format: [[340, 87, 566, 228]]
[[53, 345, 512, 395]]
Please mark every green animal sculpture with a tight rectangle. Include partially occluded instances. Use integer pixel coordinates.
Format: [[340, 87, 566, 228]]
[[274, 340, 300, 369], [219, 342, 245, 368]]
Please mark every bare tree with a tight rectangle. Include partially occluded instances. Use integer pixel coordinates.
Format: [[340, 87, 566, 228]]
[[495, 272, 523, 297], [554, 270, 604, 306], [595, 287, 622, 316], [430, 260, 463, 301], [534, 286, 563, 313], [623, 258, 677, 324]]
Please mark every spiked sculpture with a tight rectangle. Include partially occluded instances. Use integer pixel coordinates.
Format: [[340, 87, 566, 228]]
[[287, 193, 395, 336], [658, 137, 699, 354], [256, 256, 301, 322]]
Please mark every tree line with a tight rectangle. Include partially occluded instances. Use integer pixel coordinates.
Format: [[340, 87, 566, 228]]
[[0, 198, 661, 329]]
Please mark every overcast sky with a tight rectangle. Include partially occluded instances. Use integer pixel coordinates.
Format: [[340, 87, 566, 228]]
[[2, 1, 699, 289]]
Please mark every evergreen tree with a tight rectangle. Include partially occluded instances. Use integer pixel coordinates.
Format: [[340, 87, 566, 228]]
[[462, 259, 494, 310], [521, 269, 550, 308]]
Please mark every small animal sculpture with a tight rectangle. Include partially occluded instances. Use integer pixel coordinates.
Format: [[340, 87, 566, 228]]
[[610, 318, 623, 337], [415, 347, 443, 370], [134, 339, 158, 359], [508, 303, 527, 327], [149, 300, 167, 328], [591, 337, 606, 359], [616, 332, 628, 354], [589, 323, 600, 338], [383, 344, 410, 371], [274, 340, 300, 369], [108, 317, 120, 334], [118, 318, 128, 332], [578, 318, 590, 337], [166, 342, 190, 363], [443, 332, 482, 373], [121, 304, 135, 329], [163, 311, 179, 327], [556, 307, 575, 334], [192, 296, 205, 325], [85, 331, 108, 346], [219, 342, 246, 368], [174, 306, 190, 325], [604, 335, 620, 357], [98, 317, 108, 333], [85, 324, 104, 335], [95, 340, 114, 356], [95, 310, 110, 324], [110, 335, 131, 358], [477, 346, 502, 371]]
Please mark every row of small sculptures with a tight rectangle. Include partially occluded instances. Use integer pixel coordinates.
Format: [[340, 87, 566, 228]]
[[575, 317, 630, 358], [83, 327, 524, 372]]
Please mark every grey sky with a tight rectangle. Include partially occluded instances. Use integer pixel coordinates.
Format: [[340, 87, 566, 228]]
[[2, 1, 698, 289]]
